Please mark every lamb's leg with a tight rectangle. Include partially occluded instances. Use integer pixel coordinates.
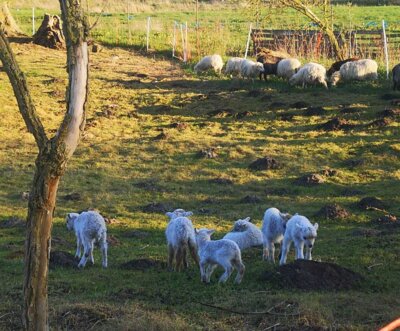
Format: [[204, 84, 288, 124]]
[[305, 247, 312, 260], [268, 241, 275, 263], [175, 246, 183, 271], [279, 238, 291, 266], [167, 244, 175, 271], [262, 236, 269, 261], [233, 260, 245, 284], [188, 241, 200, 267], [78, 242, 91, 268], [200, 261, 208, 283], [218, 262, 233, 283], [100, 237, 108, 268], [183, 245, 189, 269], [75, 235, 82, 258], [90, 239, 95, 264], [206, 264, 217, 282], [295, 241, 305, 260]]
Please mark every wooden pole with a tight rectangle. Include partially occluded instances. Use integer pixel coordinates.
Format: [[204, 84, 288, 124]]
[[32, 7, 35, 35], [180, 23, 186, 62], [382, 20, 389, 80], [146, 16, 151, 52], [244, 23, 252, 59], [172, 21, 176, 58], [185, 21, 188, 61]]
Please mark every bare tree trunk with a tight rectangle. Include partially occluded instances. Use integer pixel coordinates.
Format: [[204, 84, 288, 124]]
[[0, 2, 22, 36], [0, 1, 89, 330]]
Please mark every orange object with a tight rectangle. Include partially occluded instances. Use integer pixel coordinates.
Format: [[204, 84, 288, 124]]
[[380, 318, 400, 331]]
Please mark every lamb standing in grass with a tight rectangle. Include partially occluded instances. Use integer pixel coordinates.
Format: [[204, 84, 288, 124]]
[[66, 211, 108, 268], [289, 62, 328, 89], [225, 57, 245, 77], [240, 59, 264, 79], [165, 209, 199, 271], [194, 54, 224, 75], [330, 59, 378, 86], [223, 217, 263, 250], [261, 208, 291, 262], [195, 228, 245, 284], [279, 215, 318, 265]]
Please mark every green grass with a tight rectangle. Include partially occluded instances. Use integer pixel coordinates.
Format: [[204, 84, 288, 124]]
[[1, 9, 400, 330]]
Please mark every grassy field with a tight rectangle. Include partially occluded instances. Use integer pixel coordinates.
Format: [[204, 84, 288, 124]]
[[0, 33, 400, 330]]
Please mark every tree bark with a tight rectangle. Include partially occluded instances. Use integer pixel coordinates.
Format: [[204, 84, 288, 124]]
[[0, 1, 89, 330], [33, 14, 65, 49], [0, 2, 22, 36]]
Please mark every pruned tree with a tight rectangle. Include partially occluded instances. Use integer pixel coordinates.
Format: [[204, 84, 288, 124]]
[[267, 0, 345, 60], [0, 0, 89, 330], [0, 2, 22, 36], [33, 14, 65, 49]]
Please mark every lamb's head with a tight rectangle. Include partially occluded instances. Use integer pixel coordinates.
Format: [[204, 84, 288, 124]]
[[66, 213, 79, 231], [232, 217, 251, 232], [195, 228, 215, 244], [165, 209, 193, 220], [297, 223, 319, 248], [255, 62, 264, 73], [289, 74, 298, 86], [279, 212, 292, 229], [330, 71, 341, 86]]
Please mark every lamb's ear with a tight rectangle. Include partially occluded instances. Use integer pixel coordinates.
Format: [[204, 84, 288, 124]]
[[165, 212, 173, 218], [244, 217, 251, 222], [185, 211, 193, 217], [314, 223, 319, 231], [194, 228, 199, 234], [67, 213, 73, 220]]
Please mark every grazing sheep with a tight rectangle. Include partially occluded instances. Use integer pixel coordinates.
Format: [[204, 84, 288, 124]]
[[330, 59, 378, 86], [194, 54, 224, 75], [195, 228, 245, 284], [225, 57, 245, 77], [279, 215, 319, 265], [327, 57, 359, 76], [66, 211, 108, 268], [240, 59, 264, 79], [393, 63, 400, 90], [277, 58, 302, 80], [223, 217, 263, 250], [259, 61, 280, 81], [289, 62, 328, 89], [165, 209, 199, 271], [261, 208, 291, 262]]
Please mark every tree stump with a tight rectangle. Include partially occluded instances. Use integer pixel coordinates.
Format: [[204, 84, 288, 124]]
[[0, 3, 23, 36], [33, 14, 65, 49]]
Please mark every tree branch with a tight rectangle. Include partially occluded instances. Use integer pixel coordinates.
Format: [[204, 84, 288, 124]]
[[55, 0, 89, 158], [0, 25, 48, 149]]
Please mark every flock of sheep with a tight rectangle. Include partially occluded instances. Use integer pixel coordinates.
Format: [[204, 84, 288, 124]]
[[65, 207, 319, 284], [193, 53, 392, 89]]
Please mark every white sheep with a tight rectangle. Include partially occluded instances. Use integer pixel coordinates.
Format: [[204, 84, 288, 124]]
[[195, 228, 245, 284], [289, 62, 328, 89], [277, 58, 301, 79], [225, 57, 245, 77], [279, 215, 319, 265], [240, 59, 264, 79], [330, 59, 378, 86], [261, 208, 291, 262], [165, 209, 199, 271], [66, 211, 108, 268], [223, 217, 263, 250], [194, 54, 224, 75]]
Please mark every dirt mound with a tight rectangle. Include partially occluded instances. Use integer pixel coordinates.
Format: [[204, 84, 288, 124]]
[[240, 195, 261, 204], [358, 197, 387, 211], [320, 168, 337, 177], [0, 217, 25, 228], [316, 204, 350, 219], [269, 102, 287, 110], [340, 107, 362, 114], [154, 131, 169, 140], [320, 117, 353, 131], [120, 258, 164, 270], [342, 188, 364, 196], [170, 122, 188, 130], [235, 111, 253, 119], [264, 260, 363, 290], [344, 158, 366, 168], [372, 214, 399, 225], [198, 148, 218, 159], [367, 117, 392, 128], [290, 101, 310, 109], [279, 113, 294, 121], [247, 89, 261, 97], [249, 157, 280, 170], [142, 202, 171, 213], [379, 108, 400, 118], [304, 106, 327, 116], [207, 108, 234, 118], [63, 192, 81, 201], [209, 177, 234, 185], [49, 251, 78, 269], [295, 174, 324, 186]]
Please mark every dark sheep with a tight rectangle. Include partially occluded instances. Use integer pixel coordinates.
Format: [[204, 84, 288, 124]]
[[392, 63, 400, 91], [327, 57, 359, 77], [259, 61, 280, 81]]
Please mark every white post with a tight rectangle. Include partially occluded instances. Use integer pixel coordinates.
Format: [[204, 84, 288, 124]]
[[180, 23, 186, 62], [146, 17, 151, 52], [172, 21, 176, 58], [244, 23, 253, 59], [32, 7, 35, 35], [185, 22, 188, 61], [382, 20, 389, 80]]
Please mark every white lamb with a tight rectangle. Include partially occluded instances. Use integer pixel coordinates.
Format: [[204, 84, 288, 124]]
[[66, 211, 108, 268], [194, 54, 224, 75], [225, 57, 245, 76], [223, 217, 263, 250], [289, 62, 328, 89], [195, 228, 245, 284], [330, 59, 378, 86], [165, 209, 199, 271], [240, 59, 264, 79], [279, 215, 319, 265], [261, 208, 292, 262], [277, 58, 301, 79]]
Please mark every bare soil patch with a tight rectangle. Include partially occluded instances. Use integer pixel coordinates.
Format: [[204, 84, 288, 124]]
[[170, 122, 189, 130], [316, 204, 350, 219], [63, 192, 82, 201], [249, 157, 280, 170], [198, 148, 218, 159], [295, 174, 324, 186], [141, 202, 171, 213], [379, 108, 400, 118], [154, 131, 170, 140], [358, 197, 387, 211], [320, 117, 353, 131], [367, 117, 392, 128], [120, 258, 165, 270], [290, 101, 310, 109], [320, 168, 337, 177], [207, 108, 234, 118], [49, 251, 78, 269], [263, 260, 363, 290]]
